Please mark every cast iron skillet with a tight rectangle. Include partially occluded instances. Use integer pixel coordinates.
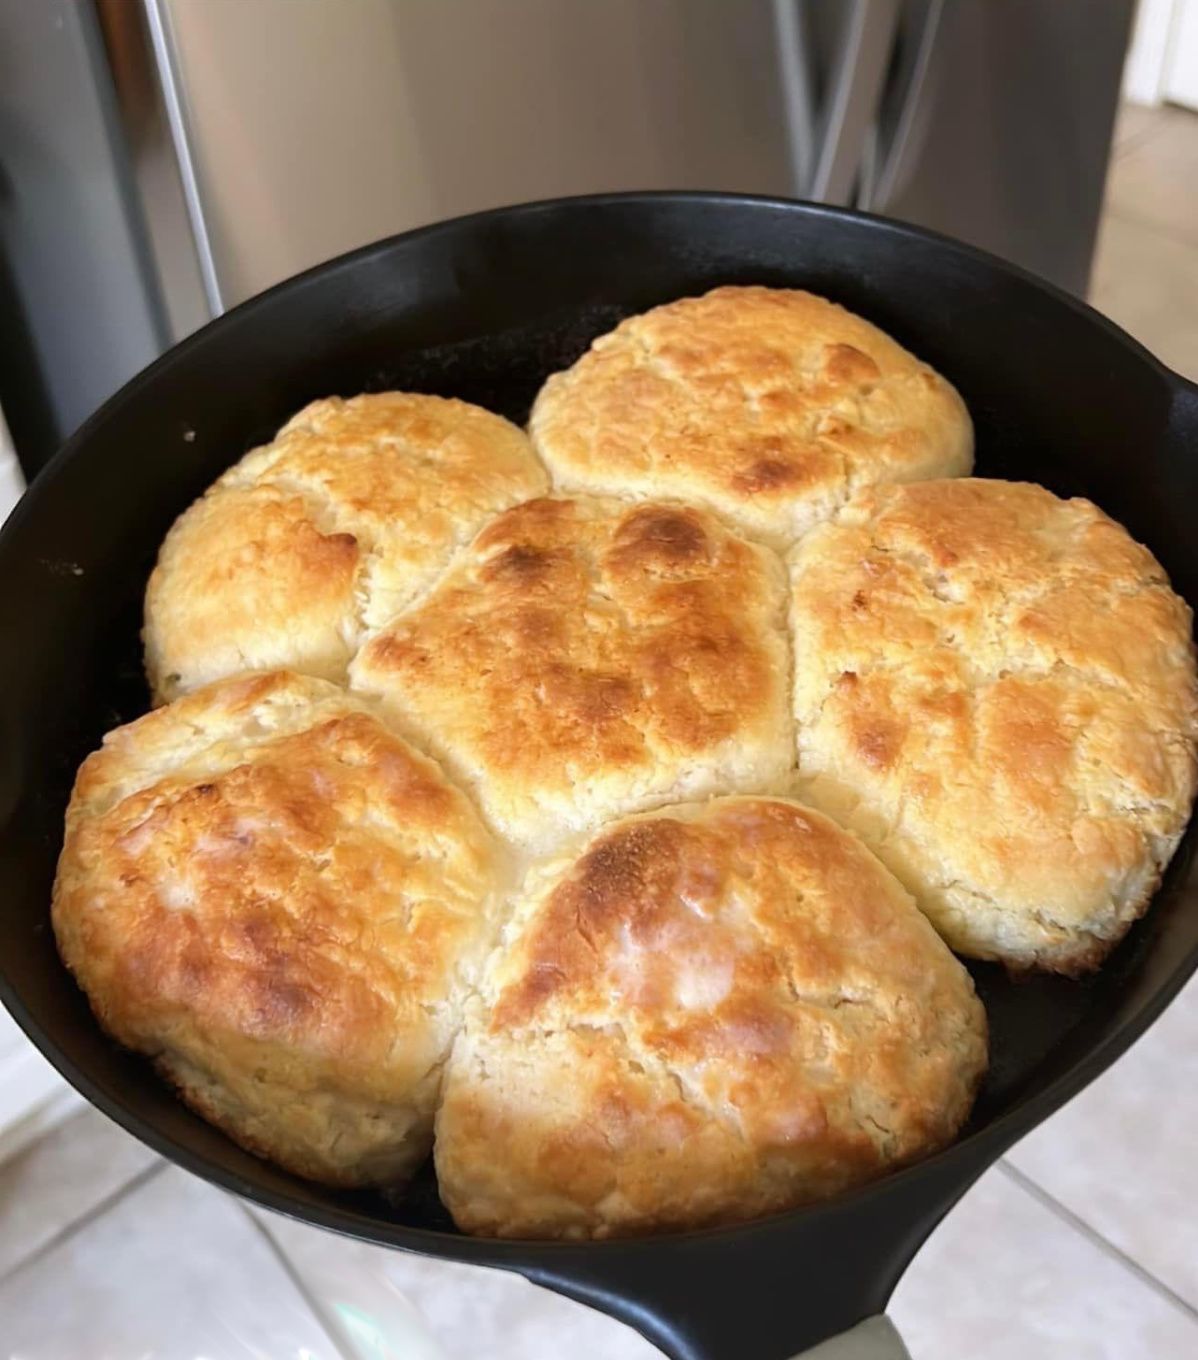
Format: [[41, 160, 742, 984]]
[[1, 194, 1197, 1360]]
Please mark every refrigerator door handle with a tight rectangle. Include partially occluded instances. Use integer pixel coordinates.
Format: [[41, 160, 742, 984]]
[[141, 0, 224, 317], [771, 0, 819, 196], [863, 0, 947, 211], [808, 0, 902, 205]]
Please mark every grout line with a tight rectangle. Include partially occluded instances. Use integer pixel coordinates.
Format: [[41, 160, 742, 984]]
[[241, 1204, 360, 1360], [997, 1159, 1198, 1326], [0, 1158, 168, 1285], [1098, 200, 1198, 253], [0, 1088, 85, 1168], [1113, 101, 1198, 159], [1111, 118, 1171, 162]]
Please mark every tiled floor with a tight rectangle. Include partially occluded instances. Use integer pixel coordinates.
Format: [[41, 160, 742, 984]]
[[1088, 102, 1198, 382], [2, 103, 1198, 1360]]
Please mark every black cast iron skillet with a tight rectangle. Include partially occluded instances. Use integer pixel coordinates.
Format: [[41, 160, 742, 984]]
[[1, 194, 1197, 1360]]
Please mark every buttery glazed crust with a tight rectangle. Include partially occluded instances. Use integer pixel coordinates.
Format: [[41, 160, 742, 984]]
[[52, 672, 507, 1187], [350, 497, 795, 853], [529, 286, 972, 547], [434, 796, 987, 1239], [789, 479, 1198, 973], [144, 393, 547, 703]]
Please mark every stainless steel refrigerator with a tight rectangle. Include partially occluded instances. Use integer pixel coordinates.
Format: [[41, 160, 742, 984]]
[[0, 0, 1135, 479]]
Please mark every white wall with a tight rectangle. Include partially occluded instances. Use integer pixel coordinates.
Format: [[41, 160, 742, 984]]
[[1125, 0, 1183, 104]]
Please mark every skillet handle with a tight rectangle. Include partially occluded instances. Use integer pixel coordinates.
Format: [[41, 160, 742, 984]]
[[793, 1315, 910, 1359]]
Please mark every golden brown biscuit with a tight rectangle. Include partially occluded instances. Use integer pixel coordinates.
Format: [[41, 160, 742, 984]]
[[144, 393, 547, 703], [350, 497, 794, 853], [529, 286, 972, 546], [52, 671, 507, 1187], [435, 796, 987, 1239], [789, 479, 1198, 973]]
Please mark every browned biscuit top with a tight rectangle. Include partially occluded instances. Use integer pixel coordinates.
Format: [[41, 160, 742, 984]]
[[789, 478, 1198, 972], [529, 286, 972, 546], [435, 796, 986, 1238]]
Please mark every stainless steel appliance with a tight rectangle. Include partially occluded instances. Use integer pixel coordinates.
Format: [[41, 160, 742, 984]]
[[0, 0, 1135, 478]]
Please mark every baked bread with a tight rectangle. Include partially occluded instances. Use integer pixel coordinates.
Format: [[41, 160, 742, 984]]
[[789, 479, 1198, 973], [529, 286, 972, 547], [144, 393, 547, 703], [52, 671, 507, 1187], [350, 496, 794, 853], [435, 796, 987, 1239]]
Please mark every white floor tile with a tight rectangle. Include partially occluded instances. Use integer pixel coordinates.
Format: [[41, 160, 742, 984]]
[[1090, 102, 1198, 380], [257, 1207, 664, 1360], [1006, 973, 1198, 1312], [0, 1086, 84, 1169], [1104, 104, 1198, 246], [1089, 209, 1198, 380], [0, 1008, 25, 1065], [1110, 102, 1168, 156], [0, 1033, 72, 1153], [0, 1105, 156, 1279], [890, 1167, 1198, 1360], [0, 1167, 339, 1360]]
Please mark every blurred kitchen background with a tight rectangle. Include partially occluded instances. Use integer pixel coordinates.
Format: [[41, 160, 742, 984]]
[[2, 2, 1198, 1357], [0, 0, 1152, 483]]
